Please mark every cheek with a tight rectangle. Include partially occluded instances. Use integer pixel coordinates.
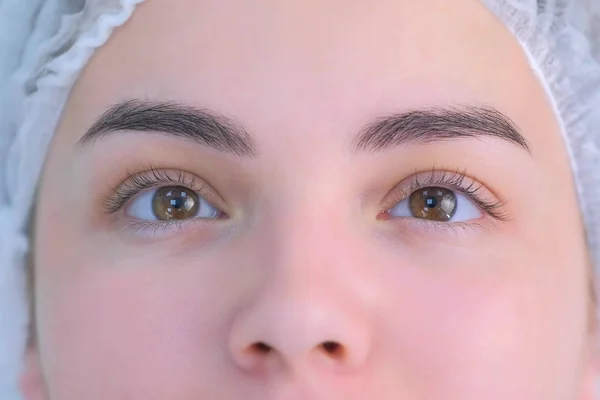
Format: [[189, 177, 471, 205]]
[[34, 228, 241, 397], [371, 240, 588, 398]]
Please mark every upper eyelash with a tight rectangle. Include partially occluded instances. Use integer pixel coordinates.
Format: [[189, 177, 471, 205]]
[[103, 167, 508, 225], [402, 167, 510, 221], [102, 166, 207, 215]]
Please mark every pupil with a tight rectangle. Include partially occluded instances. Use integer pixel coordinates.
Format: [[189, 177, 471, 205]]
[[170, 198, 184, 209], [425, 196, 437, 208]]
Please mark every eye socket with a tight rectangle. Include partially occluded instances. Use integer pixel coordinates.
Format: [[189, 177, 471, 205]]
[[126, 185, 223, 221], [388, 186, 482, 222]]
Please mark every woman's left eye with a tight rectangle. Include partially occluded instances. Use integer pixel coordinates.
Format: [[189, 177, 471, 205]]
[[387, 186, 482, 222], [126, 185, 223, 221]]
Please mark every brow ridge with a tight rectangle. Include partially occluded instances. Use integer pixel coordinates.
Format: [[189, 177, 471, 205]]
[[78, 99, 257, 157], [354, 105, 530, 153]]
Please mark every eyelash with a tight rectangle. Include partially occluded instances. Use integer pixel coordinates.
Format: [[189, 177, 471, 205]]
[[102, 166, 213, 215], [384, 167, 509, 221], [103, 166, 508, 234]]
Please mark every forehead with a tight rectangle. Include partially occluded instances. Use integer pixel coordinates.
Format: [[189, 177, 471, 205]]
[[64, 0, 551, 148]]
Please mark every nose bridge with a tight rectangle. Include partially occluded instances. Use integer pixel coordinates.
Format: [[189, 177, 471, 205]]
[[268, 170, 355, 267]]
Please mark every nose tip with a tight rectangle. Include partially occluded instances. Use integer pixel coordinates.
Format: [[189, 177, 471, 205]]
[[228, 300, 371, 373]]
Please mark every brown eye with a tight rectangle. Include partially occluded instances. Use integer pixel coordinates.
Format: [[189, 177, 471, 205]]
[[408, 187, 457, 222], [152, 186, 200, 221]]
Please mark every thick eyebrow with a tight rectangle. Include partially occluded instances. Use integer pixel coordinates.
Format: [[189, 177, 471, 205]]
[[353, 105, 530, 153], [80, 101, 528, 157], [78, 99, 257, 157]]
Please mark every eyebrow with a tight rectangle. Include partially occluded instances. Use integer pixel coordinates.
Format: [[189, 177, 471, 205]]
[[353, 105, 530, 153], [79, 100, 529, 156], [78, 99, 257, 157]]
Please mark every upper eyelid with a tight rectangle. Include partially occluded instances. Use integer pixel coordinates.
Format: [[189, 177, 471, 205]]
[[384, 170, 475, 198], [380, 169, 505, 214], [102, 168, 226, 215]]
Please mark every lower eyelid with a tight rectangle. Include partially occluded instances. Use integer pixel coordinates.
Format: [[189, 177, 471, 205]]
[[387, 216, 489, 238], [114, 217, 214, 241], [124, 219, 187, 234]]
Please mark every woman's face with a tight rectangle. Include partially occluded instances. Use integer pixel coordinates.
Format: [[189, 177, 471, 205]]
[[22, 0, 598, 399]]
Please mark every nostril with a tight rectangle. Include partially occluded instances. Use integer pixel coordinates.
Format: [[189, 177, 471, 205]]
[[321, 341, 344, 357], [251, 342, 273, 354]]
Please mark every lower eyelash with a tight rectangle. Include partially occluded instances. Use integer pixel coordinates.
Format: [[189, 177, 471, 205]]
[[118, 217, 216, 237], [121, 219, 188, 236], [407, 217, 483, 234]]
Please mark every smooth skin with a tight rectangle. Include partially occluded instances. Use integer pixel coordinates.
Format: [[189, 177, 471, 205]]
[[20, 0, 598, 399]]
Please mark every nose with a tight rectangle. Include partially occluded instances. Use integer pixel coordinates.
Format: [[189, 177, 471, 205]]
[[227, 268, 372, 374]]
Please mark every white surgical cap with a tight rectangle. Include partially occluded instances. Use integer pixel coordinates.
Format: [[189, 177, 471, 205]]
[[0, 0, 599, 399]]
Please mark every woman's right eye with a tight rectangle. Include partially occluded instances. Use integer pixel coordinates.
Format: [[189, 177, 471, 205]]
[[126, 185, 224, 222]]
